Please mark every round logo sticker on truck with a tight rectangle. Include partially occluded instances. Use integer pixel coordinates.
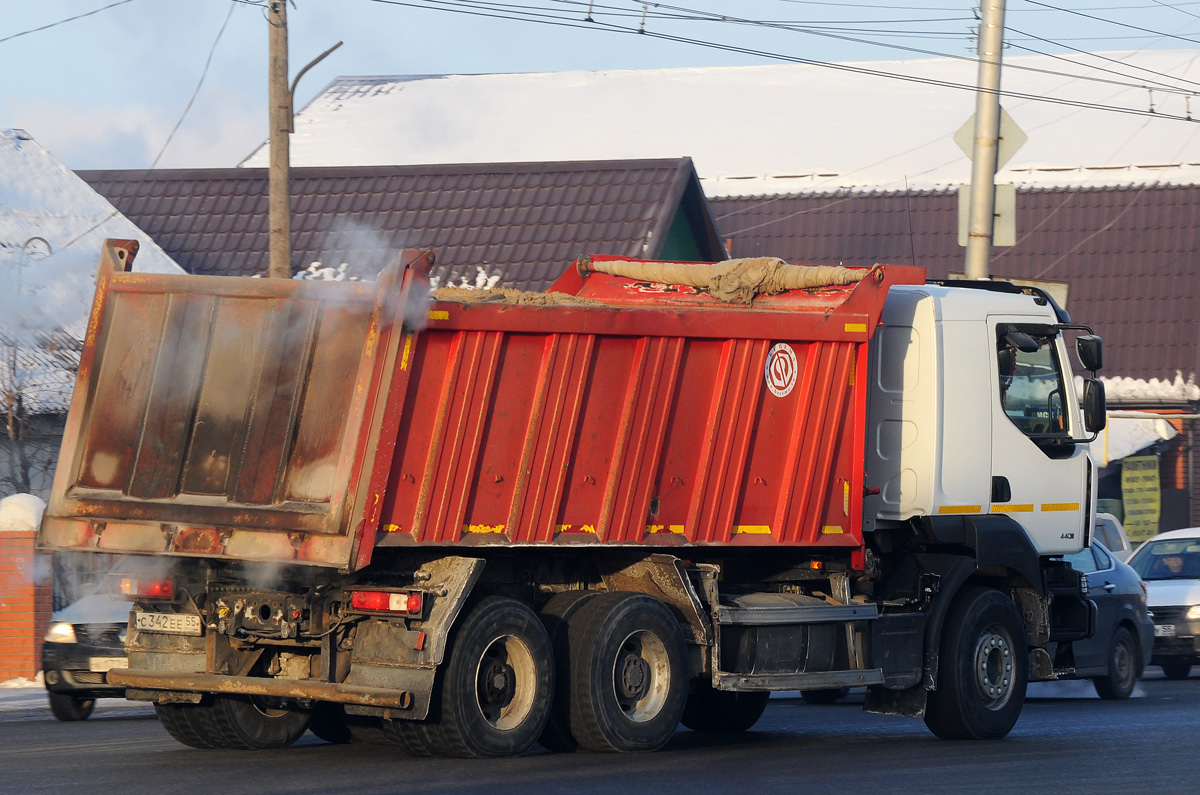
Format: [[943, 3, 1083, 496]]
[[765, 343, 798, 397]]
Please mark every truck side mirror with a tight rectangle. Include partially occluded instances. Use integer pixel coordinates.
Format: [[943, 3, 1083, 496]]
[[1076, 335, 1103, 372], [1083, 378, 1106, 433]]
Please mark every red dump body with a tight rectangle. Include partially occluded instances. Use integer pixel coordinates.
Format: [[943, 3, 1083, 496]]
[[39, 241, 923, 573]]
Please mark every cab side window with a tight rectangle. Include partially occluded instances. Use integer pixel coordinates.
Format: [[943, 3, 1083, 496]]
[[997, 327, 1069, 438]]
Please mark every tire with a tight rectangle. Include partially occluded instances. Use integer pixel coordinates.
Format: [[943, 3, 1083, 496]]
[[1160, 659, 1192, 680], [155, 694, 311, 750], [680, 684, 768, 733], [48, 691, 95, 722], [1092, 626, 1141, 700], [567, 592, 688, 753], [382, 596, 554, 758], [309, 702, 353, 744], [923, 587, 1028, 740], [538, 590, 601, 751], [800, 687, 850, 705]]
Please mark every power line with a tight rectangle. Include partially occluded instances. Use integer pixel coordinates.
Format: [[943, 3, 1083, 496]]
[[1022, 0, 1200, 46], [63, 2, 238, 251], [379, 0, 1200, 122], [0, 0, 139, 46]]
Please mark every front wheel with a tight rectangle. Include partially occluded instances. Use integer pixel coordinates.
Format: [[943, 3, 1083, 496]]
[[1092, 626, 1141, 700], [923, 587, 1028, 740], [567, 592, 688, 753], [1160, 659, 1192, 680], [48, 692, 95, 721], [680, 684, 768, 733]]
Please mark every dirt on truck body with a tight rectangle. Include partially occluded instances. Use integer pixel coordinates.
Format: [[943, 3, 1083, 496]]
[[38, 240, 1102, 756]]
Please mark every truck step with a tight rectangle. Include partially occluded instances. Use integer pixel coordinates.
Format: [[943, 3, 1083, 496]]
[[715, 668, 885, 692], [717, 603, 878, 626]]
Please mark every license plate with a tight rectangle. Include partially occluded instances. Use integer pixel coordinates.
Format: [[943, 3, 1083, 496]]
[[134, 611, 203, 636], [1154, 624, 1176, 637], [88, 657, 127, 672]]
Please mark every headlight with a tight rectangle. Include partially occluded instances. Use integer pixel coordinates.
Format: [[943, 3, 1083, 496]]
[[44, 622, 77, 643], [1186, 605, 1200, 621]]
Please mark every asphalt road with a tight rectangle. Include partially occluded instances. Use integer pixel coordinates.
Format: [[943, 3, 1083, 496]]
[[2, 671, 1195, 795]]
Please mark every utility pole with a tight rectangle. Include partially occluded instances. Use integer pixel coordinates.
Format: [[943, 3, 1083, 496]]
[[964, 0, 1006, 280], [267, 0, 291, 279]]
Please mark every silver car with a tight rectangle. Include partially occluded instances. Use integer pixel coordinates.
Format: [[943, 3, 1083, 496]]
[[1127, 528, 1200, 679]]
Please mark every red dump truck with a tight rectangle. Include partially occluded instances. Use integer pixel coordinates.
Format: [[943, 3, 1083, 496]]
[[39, 239, 1107, 756]]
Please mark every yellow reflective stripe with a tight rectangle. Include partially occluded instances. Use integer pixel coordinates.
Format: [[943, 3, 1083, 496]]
[[937, 505, 982, 515], [845, 322, 867, 333], [463, 524, 505, 533], [994, 504, 1035, 513], [734, 525, 772, 534], [400, 334, 413, 371], [428, 310, 449, 320], [1041, 503, 1080, 512], [821, 525, 844, 534], [646, 525, 686, 534]]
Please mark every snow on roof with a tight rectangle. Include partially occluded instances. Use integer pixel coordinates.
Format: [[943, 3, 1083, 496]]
[[241, 51, 1200, 197], [1090, 415, 1179, 468], [1102, 372, 1200, 405], [0, 129, 185, 413]]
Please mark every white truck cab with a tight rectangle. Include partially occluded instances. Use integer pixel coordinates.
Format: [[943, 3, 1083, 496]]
[[865, 282, 1103, 557]]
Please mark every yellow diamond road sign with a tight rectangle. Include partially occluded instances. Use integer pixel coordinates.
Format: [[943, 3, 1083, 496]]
[[954, 107, 1028, 170]]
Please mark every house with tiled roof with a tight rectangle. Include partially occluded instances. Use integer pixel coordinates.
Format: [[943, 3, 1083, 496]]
[[80, 158, 724, 286], [0, 129, 183, 499]]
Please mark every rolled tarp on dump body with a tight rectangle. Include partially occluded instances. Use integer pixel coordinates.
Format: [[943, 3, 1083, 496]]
[[38, 240, 428, 572]]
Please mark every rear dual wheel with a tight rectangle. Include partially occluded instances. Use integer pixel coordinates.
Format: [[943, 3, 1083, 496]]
[[380, 596, 554, 758], [155, 694, 311, 750], [564, 592, 688, 753]]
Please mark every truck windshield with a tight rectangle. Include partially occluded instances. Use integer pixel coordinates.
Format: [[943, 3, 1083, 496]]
[[997, 328, 1069, 438]]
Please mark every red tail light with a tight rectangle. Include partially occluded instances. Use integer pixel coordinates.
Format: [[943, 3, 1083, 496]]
[[116, 577, 175, 599], [350, 590, 424, 615]]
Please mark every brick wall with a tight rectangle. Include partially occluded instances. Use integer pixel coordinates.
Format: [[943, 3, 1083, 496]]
[[0, 530, 53, 680]]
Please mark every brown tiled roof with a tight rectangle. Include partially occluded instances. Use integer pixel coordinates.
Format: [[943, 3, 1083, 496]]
[[79, 158, 723, 290], [712, 185, 1200, 382]]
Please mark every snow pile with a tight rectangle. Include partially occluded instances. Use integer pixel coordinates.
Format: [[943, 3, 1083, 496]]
[[294, 261, 357, 281], [0, 493, 45, 532], [0, 673, 42, 688], [429, 266, 501, 291], [242, 51, 1200, 196], [1102, 372, 1200, 404]]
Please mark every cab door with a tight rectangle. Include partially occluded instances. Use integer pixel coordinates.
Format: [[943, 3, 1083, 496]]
[[987, 319, 1091, 556]]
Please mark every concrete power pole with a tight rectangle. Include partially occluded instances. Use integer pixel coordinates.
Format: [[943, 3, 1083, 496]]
[[268, 0, 291, 279], [964, 0, 1007, 280]]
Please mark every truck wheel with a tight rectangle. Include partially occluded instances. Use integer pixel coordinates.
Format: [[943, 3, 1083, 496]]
[[309, 702, 353, 744], [800, 687, 850, 705], [567, 592, 688, 752], [48, 692, 95, 721], [1092, 626, 1141, 700], [538, 590, 600, 751], [680, 684, 768, 732], [423, 596, 555, 757], [923, 587, 1028, 740], [155, 695, 311, 750], [1160, 659, 1192, 680]]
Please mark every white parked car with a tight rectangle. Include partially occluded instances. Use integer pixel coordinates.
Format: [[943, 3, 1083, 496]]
[[1126, 527, 1200, 679], [1093, 512, 1133, 562]]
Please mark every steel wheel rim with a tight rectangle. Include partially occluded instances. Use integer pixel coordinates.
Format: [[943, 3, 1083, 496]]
[[610, 629, 671, 723], [474, 634, 536, 731], [1112, 636, 1135, 690], [973, 624, 1016, 711]]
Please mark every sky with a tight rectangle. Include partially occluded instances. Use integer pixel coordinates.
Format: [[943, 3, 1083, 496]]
[[4, 1, 1200, 171]]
